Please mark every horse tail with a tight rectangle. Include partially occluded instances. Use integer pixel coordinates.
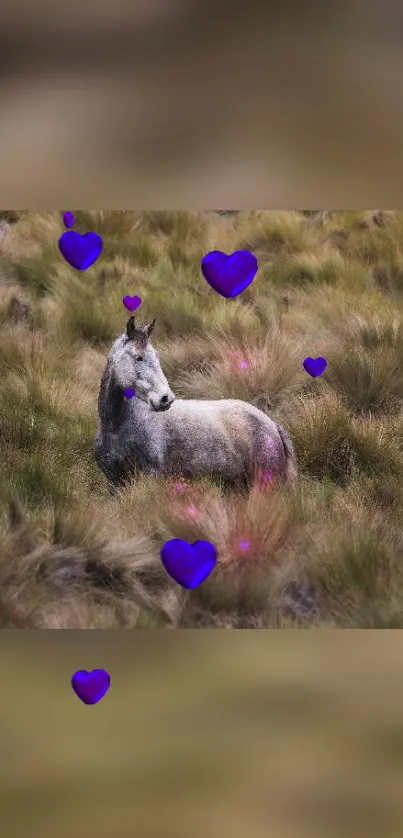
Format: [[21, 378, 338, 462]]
[[275, 423, 298, 487]]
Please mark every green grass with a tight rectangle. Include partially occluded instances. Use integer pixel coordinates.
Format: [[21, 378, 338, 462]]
[[10, 250, 59, 297], [1, 209, 403, 628]]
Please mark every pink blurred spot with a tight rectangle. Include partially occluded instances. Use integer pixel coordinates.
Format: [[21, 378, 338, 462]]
[[229, 350, 251, 371], [175, 482, 184, 492], [238, 539, 250, 551], [255, 469, 274, 491], [186, 505, 198, 517]]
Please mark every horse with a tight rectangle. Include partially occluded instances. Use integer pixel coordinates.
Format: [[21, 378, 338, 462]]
[[94, 316, 297, 490]]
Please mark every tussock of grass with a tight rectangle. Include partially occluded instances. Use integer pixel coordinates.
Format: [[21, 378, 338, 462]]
[[1, 209, 403, 628], [263, 249, 343, 290], [323, 312, 403, 415], [60, 291, 117, 345], [236, 210, 312, 259], [177, 330, 304, 410], [301, 512, 403, 627], [327, 344, 403, 414]]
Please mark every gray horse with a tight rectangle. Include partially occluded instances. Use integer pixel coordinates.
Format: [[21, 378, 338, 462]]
[[94, 317, 297, 489]]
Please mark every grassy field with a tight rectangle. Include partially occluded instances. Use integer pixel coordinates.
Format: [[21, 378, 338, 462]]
[[1, 209, 403, 628]]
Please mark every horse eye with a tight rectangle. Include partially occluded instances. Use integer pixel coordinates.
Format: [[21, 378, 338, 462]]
[[135, 355, 144, 362]]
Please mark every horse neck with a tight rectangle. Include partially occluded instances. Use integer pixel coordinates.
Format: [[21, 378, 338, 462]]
[[98, 357, 149, 433], [98, 359, 127, 432]]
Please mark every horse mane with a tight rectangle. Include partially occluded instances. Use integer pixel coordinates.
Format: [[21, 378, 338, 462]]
[[98, 349, 126, 433]]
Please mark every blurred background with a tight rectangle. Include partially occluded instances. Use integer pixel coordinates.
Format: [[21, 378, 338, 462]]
[[2, 631, 403, 838], [2, 4, 403, 835], [1, 0, 403, 205]]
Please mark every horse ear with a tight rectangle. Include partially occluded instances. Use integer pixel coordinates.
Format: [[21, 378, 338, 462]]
[[147, 318, 156, 338], [126, 316, 136, 340]]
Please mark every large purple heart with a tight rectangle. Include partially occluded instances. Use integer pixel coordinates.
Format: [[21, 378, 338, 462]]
[[58, 231, 103, 271], [71, 669, 110, 705], [303, 356, 327, 378], [123, 295, 142, 312], [160, 538, 218, 589], [201, 250, 258, 298]]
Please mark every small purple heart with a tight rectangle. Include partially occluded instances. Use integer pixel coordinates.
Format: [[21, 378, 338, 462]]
[[123, 295, 142, 312], [63, 211, 75, 229], [58, 231, 103, 271], [201, 250, 258, 298], [160, 538, 218, 589], [71, 669, 110, 705], [123, 387, 135, 399], [303, 356, 327, 378]]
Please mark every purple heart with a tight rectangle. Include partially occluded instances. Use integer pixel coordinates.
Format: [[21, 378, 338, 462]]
[[123, 295, 142, 312], [71, 669, 110, 705], [123, 387, 135, 399], [160, 538, 218, 589], [58, 231, 103, 271], [63, 211, 75, 229], [201, 250, 258, 298], [303, 356, 327, 378]]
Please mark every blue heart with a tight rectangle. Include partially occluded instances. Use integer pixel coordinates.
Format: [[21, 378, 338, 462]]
[[160, 538, 218, 589], [201, 250, 258, 298], [71, 669, 110, 705], [303, 356, 327, 378], [58, 231, 103, 271], [63, 211, 75, 229]]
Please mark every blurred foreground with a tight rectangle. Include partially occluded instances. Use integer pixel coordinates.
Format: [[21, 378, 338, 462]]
[[1, 631, 403, 838]]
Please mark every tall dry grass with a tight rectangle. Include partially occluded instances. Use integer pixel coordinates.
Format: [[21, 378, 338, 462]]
[[1, 209, 403, 628]]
